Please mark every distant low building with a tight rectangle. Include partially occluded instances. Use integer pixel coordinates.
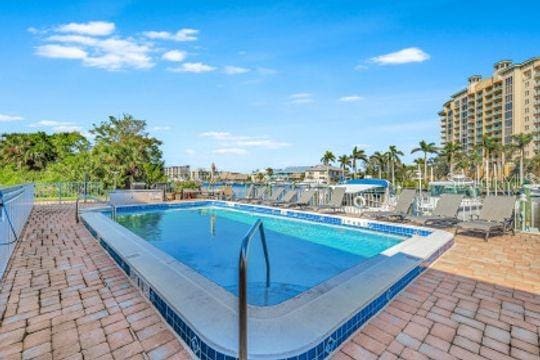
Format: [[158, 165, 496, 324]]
[[219, 171, 250, 182], [164, 165, 190, 181], [304, 165, 343, 184], [272, 166, 310, 181], [191, 168, 211, 182]]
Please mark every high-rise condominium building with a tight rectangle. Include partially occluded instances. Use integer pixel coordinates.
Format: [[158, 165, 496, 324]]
[[440, 57, 540, 159]]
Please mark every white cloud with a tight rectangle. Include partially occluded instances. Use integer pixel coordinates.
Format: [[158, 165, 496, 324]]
[[36, 44, 88, 59], [35, 35, 154, 70], [354, 64, 368, 71], [33, 22, 154, 70], [143, 28, 198, 42], [169, 62, 216, 73], [185, 149, 196, 155], [288, 93, 314, 104], [162, 50, 187, 62], [151, 126, 171, 131], [30, 120, 84, 133], [370, 47, 430, 65], [200, 131, 290, 150], [339, 95, 364, 102], [57, 21, 115, 36], [213, 148, 248, 155], [235, 139, 290, 149], [0, 114, 24, 122], [83, 38, 153, 70], [200, 131, 232, 140], [223, 65, 250, 75], [46, 34, 99, 46]]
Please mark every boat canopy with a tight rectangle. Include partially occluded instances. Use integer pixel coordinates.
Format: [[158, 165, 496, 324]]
[[336, 178, 390, 193]]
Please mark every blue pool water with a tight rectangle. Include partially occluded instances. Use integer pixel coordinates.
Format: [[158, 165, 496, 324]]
[[115, 206, 405, 306]]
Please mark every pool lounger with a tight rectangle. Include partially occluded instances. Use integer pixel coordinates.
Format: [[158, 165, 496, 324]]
[[455, 195, 516, 240], [405, 193, 463, 227]]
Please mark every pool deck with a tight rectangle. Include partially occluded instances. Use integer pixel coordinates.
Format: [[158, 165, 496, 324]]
[[1, 204, 539, 360]]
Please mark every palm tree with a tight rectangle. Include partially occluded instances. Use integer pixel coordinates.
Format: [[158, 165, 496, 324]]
[[350, 146, 367, 179], [320, 150, 336, 183], [320, 150, 336, 165], [512, 133, 534, 185], [369, 151, 386, 179], [338, 155, 351, 172], [265, 167, 273, 177], [468, 148, 483, 184], [411, 140, 438, 184], [441, 142, 461, 174], [480, 136, 497, 193], [387, 145, 404, 185]]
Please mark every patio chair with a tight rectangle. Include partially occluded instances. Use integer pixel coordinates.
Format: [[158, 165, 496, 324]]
[[221, 186, 234, 201], [238, 185, 255, 202], [455, 195, 516, 241], [405, 194, 464, 227], [258, 187, 285, 205], [273, 190, 297, 207], [247, 187, 267, 203], [285, 189, 317, 209], [370, 189, 417, 222], [311, 187, 346, 213]]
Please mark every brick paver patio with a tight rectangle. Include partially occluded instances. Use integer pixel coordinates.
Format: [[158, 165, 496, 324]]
[[0, 205, 191, 359], [334, 232, 540, 360], [0, 204, 539, 359]]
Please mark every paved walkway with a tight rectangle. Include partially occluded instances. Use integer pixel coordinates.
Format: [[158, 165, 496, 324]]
[[333, 232, 540, 360], [0, 205, 539, 360], [0, 205, 191, 359]]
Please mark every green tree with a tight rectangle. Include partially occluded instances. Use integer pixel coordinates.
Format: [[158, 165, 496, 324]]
[[411, 140, 438, 184], [512, 133, 534, 185], [440, 142, 461, 175], [350, 146, 367, 178], [320, 150, 336, 165], [337, 155, 351, 172], [369, 151, 386, 179], [90, 114, 165, 188], [387, 145, 404, 185]]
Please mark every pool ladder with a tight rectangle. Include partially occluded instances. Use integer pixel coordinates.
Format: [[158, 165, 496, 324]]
[[238, 219, 271, 360]]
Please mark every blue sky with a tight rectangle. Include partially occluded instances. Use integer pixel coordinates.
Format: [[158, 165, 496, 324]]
[[1, 0, 539, 172]]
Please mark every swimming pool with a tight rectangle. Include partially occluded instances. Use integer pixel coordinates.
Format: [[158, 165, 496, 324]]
[[116, 206, 405, 306], [81, 200, 453, 359]]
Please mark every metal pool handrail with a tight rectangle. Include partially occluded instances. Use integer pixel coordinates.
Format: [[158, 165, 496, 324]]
[[238, 219, 271, 360], [75, 195, 117, 223]]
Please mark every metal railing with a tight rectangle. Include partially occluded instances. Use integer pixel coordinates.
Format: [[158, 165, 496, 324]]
[[0, 184, 34, 277], [238, 219, 271, 360], [35, 182, 107, 203], [75, 195, 117, 224]]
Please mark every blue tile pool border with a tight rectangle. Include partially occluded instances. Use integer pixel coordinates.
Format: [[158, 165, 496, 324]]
[[82, 202, 450, 360], [106, 200, 432, 238]]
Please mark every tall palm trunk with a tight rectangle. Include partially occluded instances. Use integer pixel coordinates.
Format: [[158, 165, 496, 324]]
[[423, 154, 428, 185], [520, 150, 524, 185], [391, 161, 395, 185]]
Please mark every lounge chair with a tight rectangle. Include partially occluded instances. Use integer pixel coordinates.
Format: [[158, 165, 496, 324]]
[[285, 189, 317, 209], [369, 189, 417, 222], [273, 190, 297, 206], [221, 186, 234, 201], [405, 194, 464, 227], [258, 187, 285, 205], [247, 187, 267, 203], [455, 195, 516, 241], [238, 185, 255, 202], [311, 187, 346, 213]]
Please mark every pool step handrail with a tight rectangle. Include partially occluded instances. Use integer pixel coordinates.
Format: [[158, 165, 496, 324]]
[[75, 195, 117, 223], [238, 219, 271, 360]]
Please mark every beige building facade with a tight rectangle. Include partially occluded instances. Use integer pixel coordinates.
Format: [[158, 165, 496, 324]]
[[440, 57, 540, 159]]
